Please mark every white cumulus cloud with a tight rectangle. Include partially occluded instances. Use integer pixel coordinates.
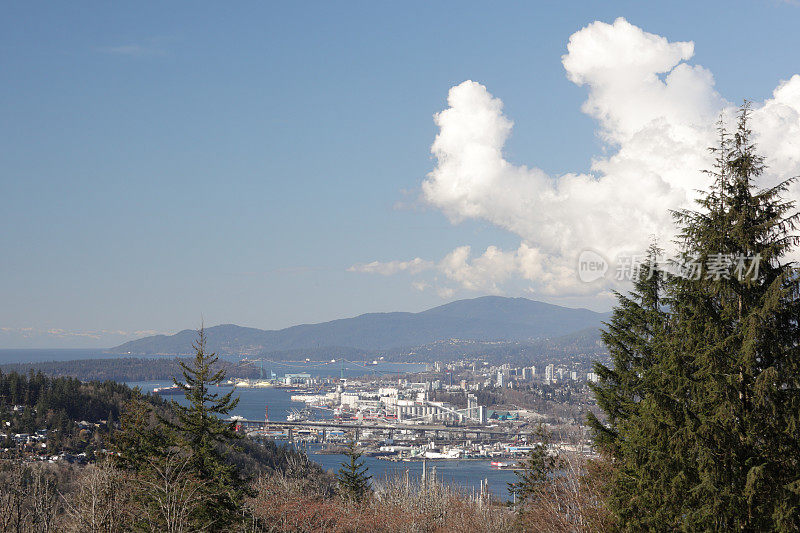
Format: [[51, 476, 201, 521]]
[[352, 17, 800, 298]]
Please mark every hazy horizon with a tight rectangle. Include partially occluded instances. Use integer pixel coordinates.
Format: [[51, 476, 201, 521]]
[[0, 294, 610, 350]]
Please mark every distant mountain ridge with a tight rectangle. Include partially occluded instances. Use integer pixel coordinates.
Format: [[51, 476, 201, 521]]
[[108, 296, 610, 357]]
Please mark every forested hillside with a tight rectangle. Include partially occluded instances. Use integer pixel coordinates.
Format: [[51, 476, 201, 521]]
[[0, 371, 136, 452], [0, 369, 319, 478], [0, 357, 262, 382]]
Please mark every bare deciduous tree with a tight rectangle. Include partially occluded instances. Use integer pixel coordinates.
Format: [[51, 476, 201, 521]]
[[135, 451, 207, 533], [30, 466, 60, 533], [0, 463, 65, 533], [0, 463, 26, 533], [63, 461, 130, 532]]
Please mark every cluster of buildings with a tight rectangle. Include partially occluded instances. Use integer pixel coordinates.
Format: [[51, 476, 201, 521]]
[[224, 372, 318, 388], [0, 428, 48, 447], [228, 358, 603, 394], [432, 360, 599, 389], [1, 403, 115, 464], [224, 356, 605, 438], [292, 383, 488, 425]]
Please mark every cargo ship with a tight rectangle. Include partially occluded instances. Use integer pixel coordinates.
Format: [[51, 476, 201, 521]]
[[153, 385, 184, 395]]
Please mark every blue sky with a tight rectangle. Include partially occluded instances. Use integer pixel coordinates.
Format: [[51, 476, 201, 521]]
[[2, 1, 800, 347]]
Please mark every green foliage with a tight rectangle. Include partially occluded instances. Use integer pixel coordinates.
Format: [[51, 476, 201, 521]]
[[337, 437, 371, 503], [113, 394, 174, 472], [587, 242, 666, 458], [508, 428, 563, 503], [592, 104, 800, 531], [2, 342, 334, 530]]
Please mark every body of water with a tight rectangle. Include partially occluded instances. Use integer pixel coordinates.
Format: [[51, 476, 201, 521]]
[[130, 381, 518, 499], [0, 348, 123, 364], [310, 452, 518, 500], [0, 350, 428, 381], [240, 359, 429, 380]]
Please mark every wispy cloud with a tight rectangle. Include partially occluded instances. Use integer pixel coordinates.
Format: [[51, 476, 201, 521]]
[[0, 326, 164, 340], [348, 258, 433, 276]]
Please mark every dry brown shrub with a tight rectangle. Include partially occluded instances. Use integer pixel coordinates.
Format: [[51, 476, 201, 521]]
[[513, 454, 615, 533], [246, 472, 344, 532], [245, 469, 514, 533]]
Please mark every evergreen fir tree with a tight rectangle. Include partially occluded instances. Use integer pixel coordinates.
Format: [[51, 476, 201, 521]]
[[586, 243, 682, 528], [587, 242, 666, 457], [113, 394, 173, 472], [336, 437, 371, 503], [668, 103, 800, 530], [508, 427, 563, 503], [595, 103, 800, 530], [169, 326, 248, 529]]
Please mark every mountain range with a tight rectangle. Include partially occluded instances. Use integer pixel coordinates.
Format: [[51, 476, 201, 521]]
[[109, 296, 610, 360]]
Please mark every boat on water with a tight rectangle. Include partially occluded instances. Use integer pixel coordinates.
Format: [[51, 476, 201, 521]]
[[153, 385, 184, 395], [490, 461, 521, 470]]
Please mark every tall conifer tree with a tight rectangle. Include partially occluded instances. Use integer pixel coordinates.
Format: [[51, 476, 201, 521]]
[[170, 327, 248, 528], [336, 437, 371, 503], [593, 104, 800, 530], [588, 244, 682, 528], [588, 242, 666, 456], [671, 104, 800, 530]]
